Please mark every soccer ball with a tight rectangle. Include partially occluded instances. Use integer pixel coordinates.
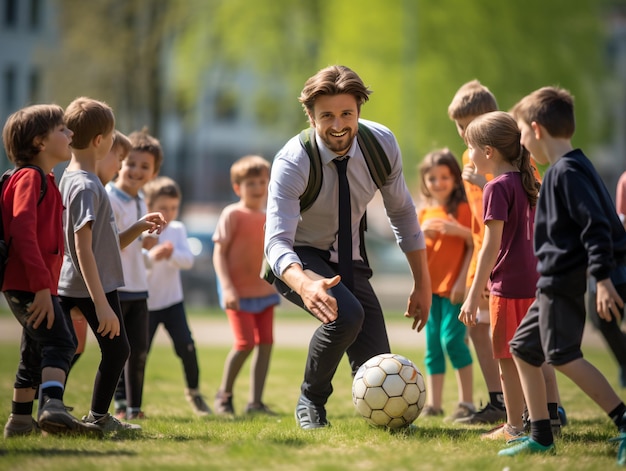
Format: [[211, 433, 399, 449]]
[[352, 353, 426, 429]]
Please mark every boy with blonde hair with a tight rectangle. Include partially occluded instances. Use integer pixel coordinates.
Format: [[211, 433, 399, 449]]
[[109, 127, 163, 420], [501, 86, 626, 462], [59, 97, 165, 433], [213, 155, 280, 415], [2, 104, 100, 437]]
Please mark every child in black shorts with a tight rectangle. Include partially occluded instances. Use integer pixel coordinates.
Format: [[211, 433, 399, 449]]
[[499, 86, 626, 465]]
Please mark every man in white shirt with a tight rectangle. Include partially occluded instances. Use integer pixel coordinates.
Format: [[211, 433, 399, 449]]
[[264, 65, 431, 429]]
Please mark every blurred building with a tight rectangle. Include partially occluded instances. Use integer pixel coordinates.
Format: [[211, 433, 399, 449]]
[[0, 0, 58, 150]]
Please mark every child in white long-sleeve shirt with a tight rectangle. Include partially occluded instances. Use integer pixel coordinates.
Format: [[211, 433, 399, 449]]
[[143, 176, 211, 416]]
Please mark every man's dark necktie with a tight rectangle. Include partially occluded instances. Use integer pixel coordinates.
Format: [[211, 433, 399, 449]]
[[333, 157, 353, 291]]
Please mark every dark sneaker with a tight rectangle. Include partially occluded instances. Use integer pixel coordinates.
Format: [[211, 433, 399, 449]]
[[214, 391, 235, 416], [126, 410, 146, 420], [185, 389, 212, 416], [83, 413, 141, 433], [4, 414, 40, 438], [455, 402, 506, 425], [295, 394, 328, 429], [557, 405, 568, 427], [38, 398, 102, 437], [445, 403, 475, 422], [245, 402, 277, 416]]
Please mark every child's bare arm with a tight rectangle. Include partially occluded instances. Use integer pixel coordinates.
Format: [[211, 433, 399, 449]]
[[75, 223, 120, 338], [451, 240, 473, 305], [459, 220, 502, 326], [212, 241, 239, 310], [119, 211, 166, 249]]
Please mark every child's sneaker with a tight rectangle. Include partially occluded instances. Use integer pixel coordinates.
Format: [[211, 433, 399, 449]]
[[126, 410, 146, 420], [498, 436, 556, 456], [420, 405, 444, 417], [609, 432, 626, 466], [456, 402, 506, 425], [83, 412, 142, 434], [38, 398, 102, 437], [4, 414, 40, 438], [557, 405, 568, 427], [185, 388, 212, 416], [214, 391, 235, 416], [245, 402, 277, 416], [481, 423, 525, 441], [445, 402, 475, 422]]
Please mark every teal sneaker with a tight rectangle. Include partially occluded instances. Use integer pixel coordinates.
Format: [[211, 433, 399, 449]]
[[498, 436, 555, 457], [608, 432, 626, 466]]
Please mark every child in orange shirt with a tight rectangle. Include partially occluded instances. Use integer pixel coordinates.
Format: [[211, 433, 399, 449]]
[[212, 155, 280, 416], [417, 148, 474, 421]]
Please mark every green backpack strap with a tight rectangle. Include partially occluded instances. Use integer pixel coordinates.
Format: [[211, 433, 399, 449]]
[[298, 127, 323, 213], [356, 122, 391, 189]]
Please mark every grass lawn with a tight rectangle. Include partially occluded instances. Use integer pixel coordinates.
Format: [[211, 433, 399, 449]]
[[0, 309, 624, 470]]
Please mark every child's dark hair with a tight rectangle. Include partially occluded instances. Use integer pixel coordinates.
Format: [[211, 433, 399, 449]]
[[128, 127, 163, 174], [418, 148, 466, 216], [64, 97, 115, 149], [2, 104, 65, 166], [511, 86, 575, 139], [465, 111, 540, 207], [143, 176, 181, 207], [230, 155, 270, 185]]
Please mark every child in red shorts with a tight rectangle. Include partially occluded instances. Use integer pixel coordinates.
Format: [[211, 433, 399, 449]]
[[459, 111, 561, 441], [212, 155, 280, 415]]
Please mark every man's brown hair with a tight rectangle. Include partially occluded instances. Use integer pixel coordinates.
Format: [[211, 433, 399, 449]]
[[298, 65, 372, 116]]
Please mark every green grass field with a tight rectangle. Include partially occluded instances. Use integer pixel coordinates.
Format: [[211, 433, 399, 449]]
[[0, 310, 625, 470]]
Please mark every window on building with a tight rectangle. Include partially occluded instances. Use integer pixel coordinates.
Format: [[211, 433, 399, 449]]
[[29, 0, 41, 29], [4, 0, 18, 28], [28, 68, 40, 103], [4, 66, 17, 111]]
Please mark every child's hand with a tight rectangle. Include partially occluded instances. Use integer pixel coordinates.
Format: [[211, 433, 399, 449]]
[[151, 241, 174, 261], [449, 283, 465, 305], [462, 162, 487, 189], [28, 289, 54, 329], [458, 297, 477, 327], [596, 278, 624, 323], [94, 301, 121, 339], [422, 217, 464, 238], [222, 288, 240, 311], [140, 211, 167, 235]]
